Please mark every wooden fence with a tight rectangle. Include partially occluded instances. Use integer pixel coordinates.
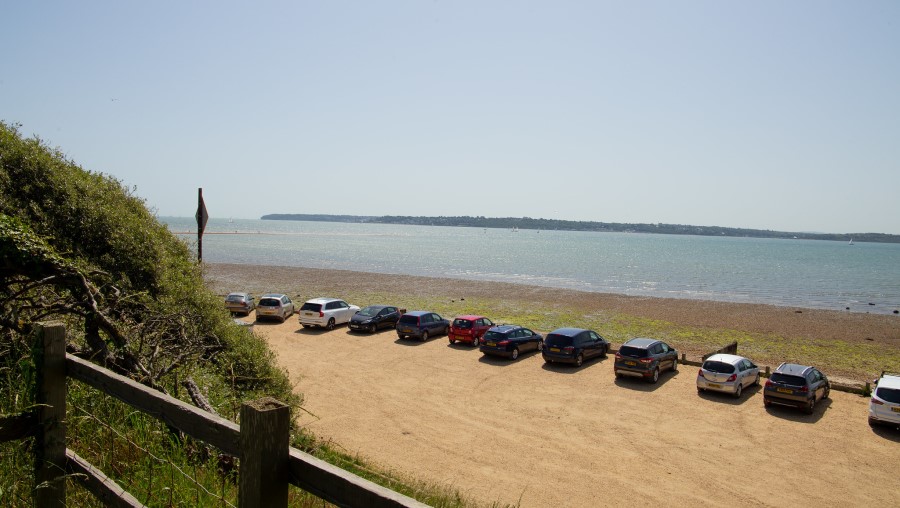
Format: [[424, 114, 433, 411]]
[[1, 322, 428, 508]]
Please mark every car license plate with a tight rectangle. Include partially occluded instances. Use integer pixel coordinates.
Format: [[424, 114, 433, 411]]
[[549, 347, 561, 352], [708, 383, 722, 389], [305, 312, 315, 317], [486, 342, 496, 347], [776, 388, 792, 394], [625, 361, 636, 366], [401, 328, 411, 333], [892, 407, 900, 413]]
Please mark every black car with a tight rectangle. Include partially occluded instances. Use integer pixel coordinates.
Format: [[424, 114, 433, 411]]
[[396, 311, 449, 341], [479, 325, 543, 360], [614, 338, 678, 383], [764, 363, 830, 414], [349, 305, 402, 333], [542, 328, 609, 367]]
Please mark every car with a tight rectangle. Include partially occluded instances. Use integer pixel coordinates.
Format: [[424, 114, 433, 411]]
[[479, 325, 543, 360], [448, 315, 495, 346], [348, 305, 402, 333], [542, 328, 609, 367], [396, 311, 449, 341], [224, 292, 255, 316], [255, 294, 295, 323], [763, 363, 830, 414], [614, 338, 678, 383], [696, 354, 760, 398], [298, 298, 360, 330], [868, 371, 900, 428]]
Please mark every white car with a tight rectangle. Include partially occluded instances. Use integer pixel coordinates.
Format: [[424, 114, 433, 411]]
[[298, 298, 360, 330], [697, 353, 760, 398], [869, 371, 900, 428]]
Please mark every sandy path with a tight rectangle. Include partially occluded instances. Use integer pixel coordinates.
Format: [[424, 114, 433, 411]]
[[248, 317, 900, 507]]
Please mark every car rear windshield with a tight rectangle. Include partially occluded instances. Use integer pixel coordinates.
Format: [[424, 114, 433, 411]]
[[358, 307, 379, 316], [544, 334, 573, 347], [702, 361, 735, 374], [483, 330, 506, 341], [618, 345, 649, 358], [770, 373, 806, 386], [875, 387, 900, 404], [226, 295, 245, 302], [452, 319, 473, 329], [300, 303, 322, 312], [398, 315, 419, 325], [258, 299, 280, 307]]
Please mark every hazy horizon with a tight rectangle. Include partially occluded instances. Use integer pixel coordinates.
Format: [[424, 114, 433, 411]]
[[4, 2, 899, 234]]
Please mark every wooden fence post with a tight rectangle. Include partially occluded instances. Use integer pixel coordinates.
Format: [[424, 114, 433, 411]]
[[34, 322, 67, 507], [239, 397, 290, 508]]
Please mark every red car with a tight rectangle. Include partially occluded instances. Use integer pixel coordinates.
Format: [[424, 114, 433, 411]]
[[448, 315, 495, 346]]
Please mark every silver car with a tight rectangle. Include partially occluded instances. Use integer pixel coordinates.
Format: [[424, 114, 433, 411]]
[[697, 353, 760, 398], [255, 293, 295, 323]]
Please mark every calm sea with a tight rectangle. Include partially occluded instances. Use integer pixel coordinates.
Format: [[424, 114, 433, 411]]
[[163, 217, 900, 315]]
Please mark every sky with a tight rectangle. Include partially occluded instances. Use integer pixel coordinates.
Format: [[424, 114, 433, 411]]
[[2, 1, 899, 234]]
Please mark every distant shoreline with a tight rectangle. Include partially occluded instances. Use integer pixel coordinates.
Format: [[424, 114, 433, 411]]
[[259, 214, 900, 243]]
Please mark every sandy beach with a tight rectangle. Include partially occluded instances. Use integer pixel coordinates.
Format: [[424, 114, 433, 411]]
[[205, 263, 900, 507]]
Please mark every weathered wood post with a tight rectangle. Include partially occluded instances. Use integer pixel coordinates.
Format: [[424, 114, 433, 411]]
[[34, 322, 67, 507], [240, 397, 290, 508]]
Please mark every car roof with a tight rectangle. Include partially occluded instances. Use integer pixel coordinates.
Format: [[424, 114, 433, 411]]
[[704, 354, 747, 365], [226, 292, 250, 297], [305, 297, 343, 304], [775, 363, 812, 375], [489, 324, 521, 333], [877, 373, 900, 389], [623, 337, 659, 348], [404, 310, 432, 316], [260, 293, 286, 299], [454, 315, 485, 320], [548, 327, 588, 337], [362, 304, 390, 310]]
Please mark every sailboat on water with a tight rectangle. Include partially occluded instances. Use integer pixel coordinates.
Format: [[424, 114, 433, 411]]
[[849, 238, 855, 245]]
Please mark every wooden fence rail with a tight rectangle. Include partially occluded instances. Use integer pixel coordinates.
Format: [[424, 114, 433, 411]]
[[18, 322, 428, 508]]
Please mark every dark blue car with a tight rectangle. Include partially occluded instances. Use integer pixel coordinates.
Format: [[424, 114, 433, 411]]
[[479, 325, 543, 360], [542, 328, 609, 367], [395, 311, 449, 341]]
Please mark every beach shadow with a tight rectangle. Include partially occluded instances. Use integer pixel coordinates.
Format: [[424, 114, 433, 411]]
[[697, 384, 762, 406], [541, 356, 607, 374], [763, 398, 832, 423], [870, 424, 900, 442]]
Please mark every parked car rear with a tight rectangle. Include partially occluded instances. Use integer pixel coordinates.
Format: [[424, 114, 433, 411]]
[[298, 298, 360, 330], [255, 294, 294, 323], [224, 292, 255, 316], [697, 354, 760, 398], [614, 338, 678, 383], [763, 363, 830, 414], [868, 371, 900, 428], [349, 305, 402, 333], [479, 325, 543, 360], [448, 315, 494, 346], [542, 328, 609, 367], [396, 311, 449, 341]]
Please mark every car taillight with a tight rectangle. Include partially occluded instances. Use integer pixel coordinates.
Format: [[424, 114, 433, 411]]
[[639, 357, 653, 364], [698, 369, 704, 377], [765, 380, 773, 387], [498, 340, 510, 346], [727, 374, 737, 382], [563, 346, 574, 353], [319, 311, 324, 317], [871, 398, 884, 405], [798, 386, 808, 393], [615, 353, 623, 360]]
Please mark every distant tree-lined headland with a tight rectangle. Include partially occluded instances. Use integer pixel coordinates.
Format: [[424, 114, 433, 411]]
[[260, 214, 900, 244]]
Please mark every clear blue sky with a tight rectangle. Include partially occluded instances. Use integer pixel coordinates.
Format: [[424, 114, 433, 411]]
[[3, 1, 899, 234]]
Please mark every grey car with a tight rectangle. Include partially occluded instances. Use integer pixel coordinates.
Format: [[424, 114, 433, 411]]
[[613, 338, 678, 383], [697, 353, 760, 398], [763, 363, 830, 414], [224, 292, 255, 316]]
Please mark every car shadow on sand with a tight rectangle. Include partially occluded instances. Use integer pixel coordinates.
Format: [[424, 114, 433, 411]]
[[540, 356, 607, 374], [477, 349, 542, 367], [763, 398, 832, 423], [870, 424, 900, 442], [393, 336, 433, 346], [696, 384, 763, 406], [613, 369, 680, 392], [446, 342, 480, 351], [294, 326, 343, 336]]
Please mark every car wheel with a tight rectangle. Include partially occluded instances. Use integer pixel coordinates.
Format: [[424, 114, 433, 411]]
[[823, 385, 830, 400], [671, 357, 678, 372], [472, 336, 480, 347], [537, 341, 543, 352], [734, 383, 743, 399], [649, 367, 660, 384], [868, 417, 878, 428], [697, 387, 704, 394], [511, 347, 519, 360], [615, 371, 622, 379], [804, 397, 816, 415], [545, 358, 553, 364], [369, 324, 377, 334], [754, 373, 761, 386], [575, 353, 584, 367], [398, 334, 406, 340], [449, 338, 456, 344], [420, 331, 429, 342], [763, 397, 771, 408], [325, 318, 335, 331], [600, 346, 608, 358]]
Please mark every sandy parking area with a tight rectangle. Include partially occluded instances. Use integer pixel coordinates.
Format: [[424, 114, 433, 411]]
[[247, 317, 900, 507]]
